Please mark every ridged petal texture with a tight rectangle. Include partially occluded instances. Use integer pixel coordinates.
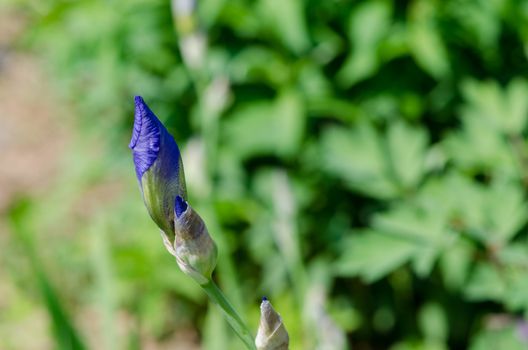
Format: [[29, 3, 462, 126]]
[[130, 96, 161, 181], [129, 96, 187, 237]]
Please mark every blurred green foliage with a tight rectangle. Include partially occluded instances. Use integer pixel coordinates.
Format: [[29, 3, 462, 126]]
[[4, 0, 528, 349]]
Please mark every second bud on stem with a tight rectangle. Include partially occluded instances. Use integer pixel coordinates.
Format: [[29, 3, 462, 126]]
[[172, 195, 217, 285], [255, 298, 289, 350]]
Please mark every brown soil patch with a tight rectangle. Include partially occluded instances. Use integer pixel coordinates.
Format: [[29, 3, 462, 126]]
[[0, 12, 69, 212]]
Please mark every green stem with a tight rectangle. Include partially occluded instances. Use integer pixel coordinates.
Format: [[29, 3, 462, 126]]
[[201, 280, 256, 350]]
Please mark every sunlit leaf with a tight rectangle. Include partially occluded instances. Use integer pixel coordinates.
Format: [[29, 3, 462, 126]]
[[418, 303, 448, 342], [465, 263, 506, 302], [387, 121, 428, 190], [335, 230, 417, 282], [224, 89, 305, 159], [320, 123, 399, 199], [338, 1, 392, 86], [257, 0, 310, 53], [408, 0, 450, 79], [470, 325, 526, 350]]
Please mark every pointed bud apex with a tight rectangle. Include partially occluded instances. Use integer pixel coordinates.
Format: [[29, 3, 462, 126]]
[[172, 197, 217, 285], [130, 96, 187, 242], [255, 299, 289, 350]]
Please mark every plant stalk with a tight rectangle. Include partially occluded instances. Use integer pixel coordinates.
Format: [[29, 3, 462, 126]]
[[201, 280, 256, 350]]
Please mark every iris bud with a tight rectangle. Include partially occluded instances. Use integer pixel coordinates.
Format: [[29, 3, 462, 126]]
[[130, 96, 217, 284], [130, 96, 186, 241], [173, 195, 218, 285], [255, 298, 289, 350]]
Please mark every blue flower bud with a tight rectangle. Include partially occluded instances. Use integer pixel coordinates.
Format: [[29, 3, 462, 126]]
[[130, 96, 217, 284], [129, 96, 187, 242], [255, 299, 289, 350]]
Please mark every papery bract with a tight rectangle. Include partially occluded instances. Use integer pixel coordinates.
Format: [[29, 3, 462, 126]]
[[255, 298, 289, 350], [173, 195, 217, 285]]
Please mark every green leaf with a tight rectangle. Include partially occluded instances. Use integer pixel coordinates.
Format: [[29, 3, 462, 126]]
[[320, 121, 429, 198], [373, 202, 449, 247], [505, 78, 528, 133], [224, 89, 304, 159], [199, 0, 228, 27], [257, 0, 310, 53], [337, 1, 392, 86], [446, 0, 501, 56], [470, 325, 526, 350], [502, 268, 528, 312], [464, 244, 528, 313], [387, 121, 428, 190], [373, 200, 455, 277], [485, 181, 528, 244], [461, 79, 528, 134], [418, 303, 448, 342], [407, 1, 450, 79], [441, 179, 527, 245], [439, 238, 474, 291], [465, 262, 506, 302], [320, 123, 399, 199], [229, 47, 290, 86], [498, 242, 528, 266], [335, 230, 416, 282], [443, 113, 518, 177]]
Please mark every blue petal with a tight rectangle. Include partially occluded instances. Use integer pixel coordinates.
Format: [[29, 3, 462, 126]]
[[130, 96, 187, 237], [130, 96, 161, 181], [175, 195, 188, 218]]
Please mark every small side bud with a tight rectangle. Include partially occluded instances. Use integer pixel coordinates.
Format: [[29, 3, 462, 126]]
[[255, 298, 289, 350], [172, 196, 217, 285]]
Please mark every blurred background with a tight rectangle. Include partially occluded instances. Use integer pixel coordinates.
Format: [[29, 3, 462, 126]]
[[2, 0, 528, 349]]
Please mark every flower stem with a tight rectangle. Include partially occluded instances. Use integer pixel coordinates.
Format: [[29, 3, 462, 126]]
[[201, 280, 256, 350]]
